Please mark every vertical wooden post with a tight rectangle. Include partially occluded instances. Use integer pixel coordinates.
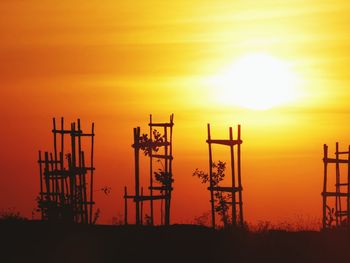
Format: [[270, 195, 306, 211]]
[[347, 145, 350, 228], [82, 151, 88, 224], [164, 124, 169, 225], [134, 127, 140, 225], [70, 122, 77, 222], [335, 142, 341, 226], [44, 152, 51, 219], [67, 152, 74, 219], [141, 187, 144, 225], [124, 187, 128, 225], [168, 114, 174, 226], [77, 119, 86, 223], [60, 118, 65, 199], [322, 144, 328, 229], [49, 153, 56, 203], [44, 152, 51, 201], [207, 124, 216, 228], [89, 122, 95, 224], [149, 114, 154, 225], [52, 118, 59, 203], [38, 151, 44, 219], [237, 125, 244, 227], [229, 127, 237, 226], [60, 152, 66, 201], [160, 198, 164, 225]]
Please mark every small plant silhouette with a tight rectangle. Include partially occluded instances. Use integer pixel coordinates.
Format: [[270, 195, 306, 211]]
[[144, 214, 152, 226], [92, 208, 100, 224], [325, 205, 335, 228], [154, 169, 173, 188], [139, 130, 164, 156], [97, 186, 112, 195], [112, 213, 124, 225], [193, 161, 231, 227], [193, 212, 210, 226], [0, 208, 27, 221]]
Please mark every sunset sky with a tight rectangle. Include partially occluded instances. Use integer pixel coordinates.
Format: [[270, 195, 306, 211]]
[[1, 0, 350, 226]]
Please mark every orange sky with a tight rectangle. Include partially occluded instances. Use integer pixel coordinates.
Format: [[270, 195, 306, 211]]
[[1, 1, 350, 227]]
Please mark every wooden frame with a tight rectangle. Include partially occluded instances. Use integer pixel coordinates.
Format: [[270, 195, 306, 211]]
[[38, 117, 95, 224], [206, 124, 244, 228], [124, 114, 174, 225]]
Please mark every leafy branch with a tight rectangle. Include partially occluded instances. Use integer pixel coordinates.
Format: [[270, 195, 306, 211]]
[[193, 161, 231, 227], [139, 130, 165, 156]]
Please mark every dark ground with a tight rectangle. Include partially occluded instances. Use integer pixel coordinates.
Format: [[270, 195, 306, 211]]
[[1, 220, 350, 263]]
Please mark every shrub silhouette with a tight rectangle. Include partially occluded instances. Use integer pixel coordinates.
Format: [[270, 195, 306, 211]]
[[193, 161, 231, 227], [0, 209, 27, 221]]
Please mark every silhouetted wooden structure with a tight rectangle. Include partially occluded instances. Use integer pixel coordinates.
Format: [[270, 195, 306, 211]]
[[37, 117, 95, 224], [206, 124, 244, 228], [124, 114, 174, 226], [322, 143, 350, 229]]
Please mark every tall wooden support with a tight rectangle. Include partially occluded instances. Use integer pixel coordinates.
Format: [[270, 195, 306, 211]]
[[207, 124, 216, 228], [89, 122, 95, 224], [126, 114, 174, 226], [206, 124, 244, 228], [133, 127, 141, 225], [37, 117, 95, 224], [124, 187, 128, 225], [322, 142, 350, 229], [149, 115, 154, 225]]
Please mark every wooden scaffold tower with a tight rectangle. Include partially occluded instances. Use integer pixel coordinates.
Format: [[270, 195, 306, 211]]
[[124, 114, 174, 226], [322, 142, 350, 229], [206, 124, 244, 228], [37, 117, 95, 224]]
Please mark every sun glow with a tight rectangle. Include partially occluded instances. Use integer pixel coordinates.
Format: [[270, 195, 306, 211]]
[[213, 53, 299, 110]]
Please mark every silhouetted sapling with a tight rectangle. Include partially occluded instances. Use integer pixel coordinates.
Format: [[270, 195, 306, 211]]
[[140, 130, 173, 190], [325, 205, 335, 228], [0, 209, 27, 221], [139, 129, 164, 156], [154, 169, 173, 188], [193, 161, 231, 227]]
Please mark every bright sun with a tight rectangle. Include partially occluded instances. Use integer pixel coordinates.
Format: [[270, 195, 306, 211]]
[[213, 53, 298, 110]]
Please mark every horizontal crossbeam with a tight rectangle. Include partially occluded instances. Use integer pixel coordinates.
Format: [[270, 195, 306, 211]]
[[149, 186, 173, 191], [151, 154, 173, 160], [206, 139, 242, 146], [125, 195, 168, 201], [323, 158, 350, 164], [208, 186, 243, 192], [148, 123, 173, 127], [321, 192, 350, 197]]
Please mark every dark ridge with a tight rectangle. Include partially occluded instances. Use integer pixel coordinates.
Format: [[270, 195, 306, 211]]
[[1, 220, 350, 263]]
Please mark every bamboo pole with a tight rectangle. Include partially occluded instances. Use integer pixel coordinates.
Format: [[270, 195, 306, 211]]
[[237, 125, 244, 226], [60, 118, 65, 200], [149, 114, 154, 225], [77, 119, 84, 223], [164, 124, 169, 225], [82, 151, 88, 224], [347, 145, 350, 228], [52, 118, 59, 204], [134, 127, 140, 225], [335, 142, 341, 226], [70, 122, 77, 222], [89, 122, 95, 224], [124, 187, 128, 225], [229, 127, 237, 226], [44, 152, 51, 202], [322, 144, 328, 229], [141, 187, 144, 225], [168, 114, 174, 226], [38, 151, 44, 219], [49, 153, 56, 204], [207, 124, 216, 228]]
